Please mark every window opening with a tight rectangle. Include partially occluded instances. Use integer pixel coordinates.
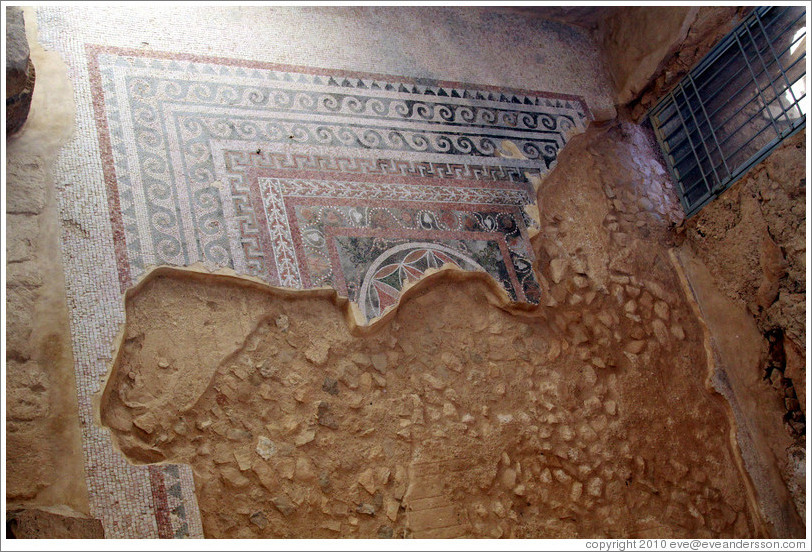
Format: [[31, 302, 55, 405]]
[[649, 6, 806, 217]]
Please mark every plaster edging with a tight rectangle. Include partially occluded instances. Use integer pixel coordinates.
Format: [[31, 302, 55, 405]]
[[668, 248, 769, 537]]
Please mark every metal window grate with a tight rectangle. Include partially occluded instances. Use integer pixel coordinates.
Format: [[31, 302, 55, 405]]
[[649, 6, 807, 217]]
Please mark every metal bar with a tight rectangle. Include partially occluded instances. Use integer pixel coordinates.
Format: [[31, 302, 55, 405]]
[[700, 37, 805, 119], [679, 168, 711, 211], [675, 82, 725, 187], [673, 151, 726, 190], [657, 112, 700, 146], [647, 4, 807, 217], [669, 130, 724, 175], [742, 17, 795, 127], [687, 7, 768, 78], [783, 51, 808, 80], [668, 93, 716, 169], [721, 108, 799, 166], [700, 61, 804, 141], [748, 13, 802, 110], [646, 6, 803, 122], [692, 44, 742, 94], [699, 81, 760, 132], [651, 106, 684, 143], [661, 37, 800, 143], [728, 134, 784, 175], [679, 162, 715, 198], [685, 192, 716, 218], [726, 121, 806, 184], [669, 88, 764, 171], [674, 141, 705, 193], [696, 45, 806, 126], [732, 32, 782, 138], [775, 53, 808, 106], [693, 26, 797, 98], [686, 73, 733, 183], [757, 7, 806, 44], [707, 59, 806, 151], [656, 99, 694, 164], [649, 97, 694, 213], [660, 123, 695, 158], [660, 75, 752, 155], [755, 8, 802, 107], [679, 53, 782, 144], [682, 163, 716, 195], [654, 97, 704, 156], [689, 7, 785, 80], [700, 65, 754, 107], [682, 75, 752, 133], [700, 33, 805, 124], [692, 12, 805, 101], [670, 88, 715, 199], [714, 101, 777, 154]]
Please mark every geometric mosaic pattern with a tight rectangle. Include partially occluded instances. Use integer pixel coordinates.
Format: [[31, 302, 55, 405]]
[[88, 46, 589, 320], [36, 6, 591, 537]]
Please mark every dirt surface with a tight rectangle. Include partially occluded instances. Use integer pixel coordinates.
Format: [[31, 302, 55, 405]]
[[6, 508, 105, 539], [99, 121, 767, 538], [5, 7, 90, 516], [682, 130, 806, 530], [674, 244, 805, 536], [685, 130, 806, 427], [687, 131, 806, 354]]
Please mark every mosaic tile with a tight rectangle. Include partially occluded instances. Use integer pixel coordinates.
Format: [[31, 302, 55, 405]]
[[88, 46, 588, 320], [35, 6, 594, 538]]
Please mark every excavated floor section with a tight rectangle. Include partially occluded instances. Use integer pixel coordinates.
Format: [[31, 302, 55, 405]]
[[101, 264, 758, 538], [97, 119, 808, 538]]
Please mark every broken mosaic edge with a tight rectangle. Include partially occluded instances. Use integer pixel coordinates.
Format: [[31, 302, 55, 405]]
[[93, 261, 545, 440], [92, 247, 771, 538]]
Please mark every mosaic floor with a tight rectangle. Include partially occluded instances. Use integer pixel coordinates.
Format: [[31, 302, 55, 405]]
[[91, 45, 589, 318], [35, 6, 598, 537]]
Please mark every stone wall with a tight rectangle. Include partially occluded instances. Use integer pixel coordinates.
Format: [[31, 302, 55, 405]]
[[594, 6, 806, 528], [6, 509, 104, 539], [6, 6, 94, 527], [3, 4, 805, 539], [597, 7, 698, 107], [684, 131, 806, 418], [593, 6, 751, 117], [598, 2, 806, 532], [6, 7, 36, 135], [94, 120, 770, 538], [624, 6, 752, 120], [681, 131, 806, 522]]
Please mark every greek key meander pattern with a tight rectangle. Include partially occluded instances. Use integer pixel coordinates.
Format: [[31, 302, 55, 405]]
[[91, 47, 588, 294], [47, 36, 591, 538]]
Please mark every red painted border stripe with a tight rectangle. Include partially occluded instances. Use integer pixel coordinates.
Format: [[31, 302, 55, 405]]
[[88, 44, 173, 538], [250, 170, 532, 294], [85, 44, 132, 292], [84, 44, 591, 119], [247, 165, 533, 192], [148, 466, 173, 539]]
